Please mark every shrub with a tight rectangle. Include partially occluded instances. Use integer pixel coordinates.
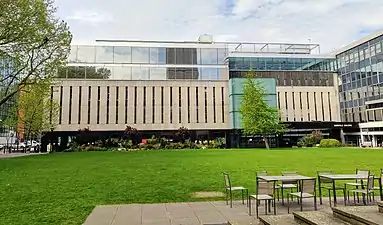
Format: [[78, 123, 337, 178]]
[[319, 139, 342, 148], [298, 130, 323, 147]]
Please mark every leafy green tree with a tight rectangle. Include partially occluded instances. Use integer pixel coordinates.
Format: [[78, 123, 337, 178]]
[[0, 0, 72, 107], [239, 72, 286, 149], [4, 77, 60, 143]]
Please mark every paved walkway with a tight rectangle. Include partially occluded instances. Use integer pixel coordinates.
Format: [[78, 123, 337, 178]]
[[83, 198, 338, 225], [0, 152, 47, 158]]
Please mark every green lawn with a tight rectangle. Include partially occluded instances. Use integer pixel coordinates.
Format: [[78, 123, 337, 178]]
[[0, 148, 382, 225]]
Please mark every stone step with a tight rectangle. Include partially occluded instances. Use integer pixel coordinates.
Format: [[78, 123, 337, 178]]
[[293, 211, 351, 225], [333, 206, 383, 225], [378, 201, 383, 213], [258, 215, 298, 225]]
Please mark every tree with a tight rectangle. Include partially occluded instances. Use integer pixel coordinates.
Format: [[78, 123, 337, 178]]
[[175, 126, 190, 143], [57, 66, 111, 79], [239, 72, 286, 149], [0, 0, 72, 107], [124, 126, 140, 145], [4, 77, 60, 143]]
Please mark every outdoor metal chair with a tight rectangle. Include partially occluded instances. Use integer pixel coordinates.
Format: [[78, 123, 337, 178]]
[[249, 176, 276, 218], [347, 175, 375, 205], [372, 168, 383, 201], [277, 171, 299, 204], [344, 169, 370, 203], [317, 170, 346, 206], [223, 172, 248, 208], [287, 178, 317, 213]]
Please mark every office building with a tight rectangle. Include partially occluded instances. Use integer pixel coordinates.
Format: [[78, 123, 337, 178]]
[[334, 30, 383, 146], [47, 34, 359, 149]]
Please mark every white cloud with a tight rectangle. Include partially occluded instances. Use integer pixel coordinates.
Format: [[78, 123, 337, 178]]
[[56, 0, 383, 53]]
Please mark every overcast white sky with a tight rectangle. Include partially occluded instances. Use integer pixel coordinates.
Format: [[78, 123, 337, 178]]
[[55, 0, 383, 53]]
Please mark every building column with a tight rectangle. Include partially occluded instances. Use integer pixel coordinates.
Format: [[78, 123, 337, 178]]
[[340, 129, 346, 144], [372, 135, 377, 147], [360, 129, 364, 147]]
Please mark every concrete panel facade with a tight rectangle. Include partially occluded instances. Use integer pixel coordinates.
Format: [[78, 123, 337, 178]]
[[54, 79, 230, 132]]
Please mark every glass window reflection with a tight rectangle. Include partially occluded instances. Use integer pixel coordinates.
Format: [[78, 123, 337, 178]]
[[199, 68, 218, 80], [77, 46, 96, 63], [96, 46, 114, 63], [199, 48, 218, 64], [132, 47, 149, 64], [150, 48, 166, 64], [113, 66, 132, 80], [132, 67, 149, 80], [68, 45, 78, 62], [114, 47, 132, 63], [150, 67, 166, 80]]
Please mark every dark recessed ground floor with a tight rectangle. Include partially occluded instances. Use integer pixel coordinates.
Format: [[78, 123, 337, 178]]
[[41, 122, 360, 151]]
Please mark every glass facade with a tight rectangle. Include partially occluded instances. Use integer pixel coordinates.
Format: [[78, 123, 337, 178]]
[[64, 44, 228, 80], [228, 57, 336, 71], [0, 58, 16, 142], [337, 35, 383, 122]]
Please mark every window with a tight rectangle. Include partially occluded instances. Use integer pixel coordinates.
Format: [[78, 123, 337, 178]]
[[78, 86, 82, 124], [221, 87, 225, 123], [68, 86, 73, 124], [131, 47, 150, 63], [59, 86, 63, 124], [50, 86, 54, 125], [152, 87, 155, 124], [106, 86, 110, 124], [187, 87, 190, 123], [204, 87, 208, 123], [87, 86, 91, 124], [150, 47, 166, 64], [284, 92, 288, 110], [161, 87, 164, 124], [77, 46, 96, 63], [97, 86, 100, 124], [307, 92, 310, 120], [314, 92, 318, 120], [114, 46, 131, 63], [134, 87, 137, 124], [125, 87, 128, 124], [213, 87, 216, 123], [299, 92, 303, 121], [196, 87, 199, 123], [321, 92, 325, 121], [95, 46, 114, 63], [116, 87, 119, 124], [179, 87, 182, 123], [170, 87, 173, 123], [199, 48, 218, 64], [143, 87, 146, 124], [132, 67, 149, 80]]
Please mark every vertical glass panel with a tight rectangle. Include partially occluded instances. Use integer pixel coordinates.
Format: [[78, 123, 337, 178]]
[[199, 48, 218, 64], [199, 68, 218, 80], [86, 66, 111, 79], [113, 66, 132, 80], [243, 57, 252, 70], [149, 47, 166, 64], [114, 46, 132, 63], [132, 47, 150, 63], [174, 67, 198, 79], [77, 46, 96, 63], [67, 66, 85, 78], [68, 45, 78, 62], [150, 67, 166, 80], [217, 48, 227, 64], [96, 46, 114, 63], [132, 67, 149, 80]]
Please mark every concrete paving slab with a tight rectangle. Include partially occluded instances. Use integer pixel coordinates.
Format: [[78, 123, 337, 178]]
[[84, 198, 363, 225], [84, 205, 118, 225]]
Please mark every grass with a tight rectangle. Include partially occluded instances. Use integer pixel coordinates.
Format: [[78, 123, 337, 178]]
[[0, 148, 382, 225]]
